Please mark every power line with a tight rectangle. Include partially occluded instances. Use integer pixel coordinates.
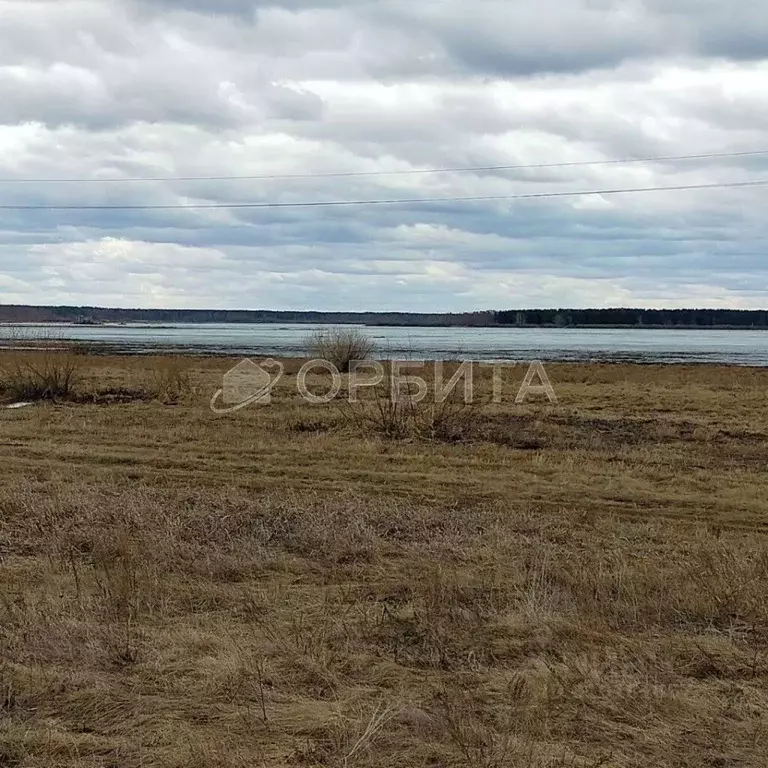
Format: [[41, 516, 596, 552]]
[[1, 149, 767, 184], [1, 179, 766, 211]]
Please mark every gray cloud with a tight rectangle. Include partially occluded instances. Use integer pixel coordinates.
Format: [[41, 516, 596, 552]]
[[1, 0, 768, 310], [135, 0, 768, 75]]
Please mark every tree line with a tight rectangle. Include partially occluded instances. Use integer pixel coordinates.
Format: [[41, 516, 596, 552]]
[[494, 308, 768, 327], [2, 304, 768, 328]]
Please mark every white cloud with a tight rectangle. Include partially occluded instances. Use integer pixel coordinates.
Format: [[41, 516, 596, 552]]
[[1, 0, 768, 310]]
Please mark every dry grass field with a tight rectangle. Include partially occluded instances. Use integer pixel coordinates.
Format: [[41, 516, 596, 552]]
[[1, 350, 767, 767]]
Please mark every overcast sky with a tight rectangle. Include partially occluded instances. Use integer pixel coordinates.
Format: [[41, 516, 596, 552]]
[[1, 0, 768, 311]]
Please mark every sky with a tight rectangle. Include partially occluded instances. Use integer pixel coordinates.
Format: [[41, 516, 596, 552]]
[[1, 0, 768, 312]]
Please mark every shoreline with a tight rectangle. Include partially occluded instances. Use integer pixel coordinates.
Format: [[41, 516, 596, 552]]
[[2, 343, 767, 368], [5, 319, 768, 330]]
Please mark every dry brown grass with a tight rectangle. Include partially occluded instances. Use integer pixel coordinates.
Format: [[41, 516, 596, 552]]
[[1, 350, 767, 766]]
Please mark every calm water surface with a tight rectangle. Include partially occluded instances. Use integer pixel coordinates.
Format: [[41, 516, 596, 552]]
[[3, 323, 768, 365]]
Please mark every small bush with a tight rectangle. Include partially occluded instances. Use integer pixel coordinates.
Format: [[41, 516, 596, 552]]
[[341, 371, 483, 441], [0, 350, 82, 402], [305, 327, 375, 373]]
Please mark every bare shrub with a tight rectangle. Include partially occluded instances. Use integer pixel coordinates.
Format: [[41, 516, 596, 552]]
[[0, 349, 82, 402], [305, 327, 375, 373], [341, 370, 483, 441]]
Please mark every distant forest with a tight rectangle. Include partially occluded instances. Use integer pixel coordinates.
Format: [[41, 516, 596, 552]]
[[2, 305, 768, 328], [493, 308, 768, 327]]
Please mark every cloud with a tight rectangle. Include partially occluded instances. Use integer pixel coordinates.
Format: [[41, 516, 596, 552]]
[[136, 0, 768, 75], [0, 0, 767, 310]]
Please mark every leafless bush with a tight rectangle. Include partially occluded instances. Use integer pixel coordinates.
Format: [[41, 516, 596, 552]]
[[0, 349, 82, 402], [340, 369, 483, 441], [305, 327, 375, 373]]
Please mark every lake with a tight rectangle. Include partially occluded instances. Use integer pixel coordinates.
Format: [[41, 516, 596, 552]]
[[3, 323, 768, 365]]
